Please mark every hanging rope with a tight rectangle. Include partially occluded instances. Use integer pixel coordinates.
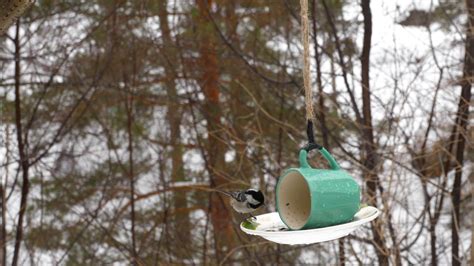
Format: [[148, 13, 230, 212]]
[[300, 0, 321, 149], [300, 0, 314, 121]]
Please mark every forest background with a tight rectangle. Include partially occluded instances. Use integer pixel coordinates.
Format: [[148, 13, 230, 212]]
[[0, 0, 473, 265]]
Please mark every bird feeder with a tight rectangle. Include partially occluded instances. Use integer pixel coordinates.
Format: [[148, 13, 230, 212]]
[[240, 145, 380, 244]]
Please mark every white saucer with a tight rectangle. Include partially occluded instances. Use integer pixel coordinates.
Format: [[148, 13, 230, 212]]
[[240, 206, 380, 245]]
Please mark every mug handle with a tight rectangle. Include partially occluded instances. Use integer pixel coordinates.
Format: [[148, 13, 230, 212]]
[[299, 144, 340, 170]]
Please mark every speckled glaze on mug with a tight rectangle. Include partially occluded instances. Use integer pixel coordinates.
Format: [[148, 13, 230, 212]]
[[276, 148, 360, 230]]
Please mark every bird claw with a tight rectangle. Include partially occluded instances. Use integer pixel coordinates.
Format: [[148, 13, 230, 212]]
[[246, 215, 257, 222]]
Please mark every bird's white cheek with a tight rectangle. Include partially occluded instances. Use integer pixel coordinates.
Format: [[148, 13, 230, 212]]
[[230, 200, 252, 213]]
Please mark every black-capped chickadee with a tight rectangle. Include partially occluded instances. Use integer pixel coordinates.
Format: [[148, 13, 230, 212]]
[[217, 189, 265, 214]]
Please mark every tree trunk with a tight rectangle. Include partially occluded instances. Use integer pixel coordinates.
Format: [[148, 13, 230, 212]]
[[196, 0, 234, 261], [311, 0, 329, 150], [0, 0, 33, 34], [125, 92, 138, 265], [157, 0, 191, 259], [360, 1, 393, 264], [12, 20, 30, 266], [471, 174, 474, 266], [451, 0, 473, 264]]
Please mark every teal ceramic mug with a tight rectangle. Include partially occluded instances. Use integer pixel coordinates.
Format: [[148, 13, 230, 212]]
[[276, 145, 360, 230]]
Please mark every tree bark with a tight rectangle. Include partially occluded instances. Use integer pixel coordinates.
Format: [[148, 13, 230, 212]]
[[125, 91, 138, 265], [157, 0, 192, 259], [471, 174, 474, 266], [360, 1, 393, 264], [0, 0, 33, 34], [196, 0, 234, 262], [451, 0, 473, 264], [12, 19, 29, 266], [311, 0, 329, 149]]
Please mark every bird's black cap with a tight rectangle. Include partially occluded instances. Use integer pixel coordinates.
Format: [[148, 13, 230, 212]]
[[245, 189, 265, 208]]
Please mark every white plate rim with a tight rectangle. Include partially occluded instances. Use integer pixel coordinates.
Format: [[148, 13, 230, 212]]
[[240, 206, 380, 236]]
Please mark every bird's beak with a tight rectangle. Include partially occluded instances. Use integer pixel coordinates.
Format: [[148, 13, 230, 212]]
[[230, 192, 240, 200]]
